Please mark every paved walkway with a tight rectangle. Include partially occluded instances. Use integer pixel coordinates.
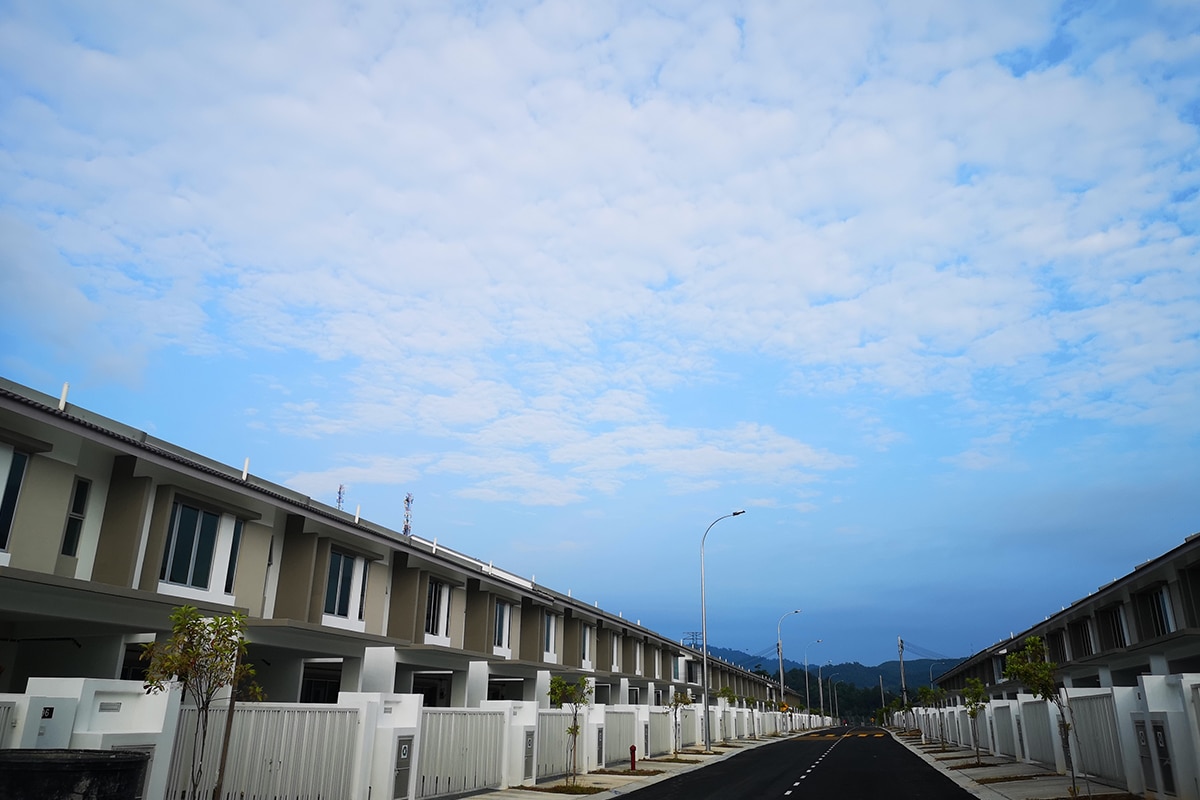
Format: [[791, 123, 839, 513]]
[[479, 728, 1137, 799]]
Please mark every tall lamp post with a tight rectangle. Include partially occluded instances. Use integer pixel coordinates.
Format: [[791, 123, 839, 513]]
[[826, 673, 839, 725], [776, 610, 801, 713], [817, 662, 831, 724], [803, 639, 822, 716], [700, 510, 745, 752]]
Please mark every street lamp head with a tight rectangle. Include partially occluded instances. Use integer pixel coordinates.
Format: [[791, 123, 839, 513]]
[[732, 510, 745, 516]]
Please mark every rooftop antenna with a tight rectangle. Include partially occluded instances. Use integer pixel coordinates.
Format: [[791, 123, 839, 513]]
[[336, 484, 346, 511], [403, 493, 413, 536]]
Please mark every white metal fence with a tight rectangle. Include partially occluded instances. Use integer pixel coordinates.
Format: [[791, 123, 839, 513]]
[[604, 710, 636, 765], [536, 709, 574, 779], [680, 708, 698, 746], [417, 708, 506, 799], [993, 705, 1016, 756], [1021, 700, 1055, 766], [165, 704, 357, 800], [649, 711, 671, 756], [0, 703, 13, 747], [1070, 694, 1125, 785]]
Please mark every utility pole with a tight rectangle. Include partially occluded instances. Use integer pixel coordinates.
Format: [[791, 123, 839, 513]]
[[898, 636, 908, 706]]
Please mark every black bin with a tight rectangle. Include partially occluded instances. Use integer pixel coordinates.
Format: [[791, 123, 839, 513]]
[[0, 748, 149, 800]]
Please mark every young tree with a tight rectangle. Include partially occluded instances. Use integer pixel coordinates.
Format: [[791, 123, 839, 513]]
[[142, 606, 262, 800], [548, 675, 593, 785], [962, 678, 988, 766], [666, 691, 692, 754], [1003, 636, 1077, 795]]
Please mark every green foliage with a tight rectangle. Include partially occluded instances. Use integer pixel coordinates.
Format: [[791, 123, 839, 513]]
[[549, 676, 593, 785], [1004, 636, 1078, 794], [963, 677, 988, 766], [142, 606, 261, 800], [715, 686, 737, 705]]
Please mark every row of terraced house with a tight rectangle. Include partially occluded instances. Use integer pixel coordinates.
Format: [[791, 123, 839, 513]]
[[0, 376, 823, 800], [911, 531, 1200, 799]]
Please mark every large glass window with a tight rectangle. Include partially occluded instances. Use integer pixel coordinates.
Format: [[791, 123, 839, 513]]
[[494, 599, 511, 650], [1135, 586, 1174, 640], [160, 502, 220, 589], [0, 448, 28, 551], [60, 477, 91, 557], [581, 624, 593, 664], [223, 519, 243, 594], [325, 549, 356, 617], [543, 611, 557, 656], [1096, 604, 1128, 651], [425, 579, 450, 637]]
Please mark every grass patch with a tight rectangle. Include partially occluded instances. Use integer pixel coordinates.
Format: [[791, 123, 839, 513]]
[[522, 783, 606, 794], [593, 768, 664, 776], [645, 756, 701, 764], [976, 774, 1044, 784]]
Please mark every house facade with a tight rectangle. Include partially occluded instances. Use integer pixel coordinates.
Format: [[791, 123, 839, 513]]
[[0, 376, 781, 712]]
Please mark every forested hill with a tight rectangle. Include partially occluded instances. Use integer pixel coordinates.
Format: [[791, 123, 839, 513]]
[[706, 645, 963, 691]]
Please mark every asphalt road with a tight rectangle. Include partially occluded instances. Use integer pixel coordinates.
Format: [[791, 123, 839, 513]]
[[627, 726, 975, 800]]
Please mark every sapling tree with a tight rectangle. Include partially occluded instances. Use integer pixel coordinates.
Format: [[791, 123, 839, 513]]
[[548, 675, 593, 785], [1003, 636, 1079, 796], [142, 605, 262, 800], [667, 691, 692, 754], [962, 678, 988, 766]]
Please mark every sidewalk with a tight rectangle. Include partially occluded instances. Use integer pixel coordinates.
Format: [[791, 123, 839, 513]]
[[891, 730, 1138, 800]]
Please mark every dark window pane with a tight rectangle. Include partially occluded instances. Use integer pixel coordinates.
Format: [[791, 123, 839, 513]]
[[224, 519, 243, 594], [190, 510, 219, 589], [0, 451, 29, 550], [168, 505, 199, 585], [325, 552, 343, 615], [62, 517, 83, 557], [70, 479, 90, 515], [358, 562, 368, 621], [337, 554, 354, 616]]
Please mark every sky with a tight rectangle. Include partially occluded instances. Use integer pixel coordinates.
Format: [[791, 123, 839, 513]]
[[1, 1, 1198, 667]]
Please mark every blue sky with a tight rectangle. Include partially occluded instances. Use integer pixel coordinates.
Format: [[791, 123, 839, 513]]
[[1, 1, 1198, 666]]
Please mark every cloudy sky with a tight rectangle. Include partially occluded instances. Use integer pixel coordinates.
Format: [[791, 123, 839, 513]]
[[2, 1, 1198, 666]]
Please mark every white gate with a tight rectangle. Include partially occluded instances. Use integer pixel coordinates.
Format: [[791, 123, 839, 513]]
[[536, 710, 573, 779], [417, 709, 505, 799], [1022, 700, 1055, 766], [165, 704, 357, 800], [994, 705, 1016, 756], [604, 710, 636, 765], [1070, 694, 1126, 785], [649, 711, 671, 756], [680, 708, 697, 746], [0, 702, 14, 747]]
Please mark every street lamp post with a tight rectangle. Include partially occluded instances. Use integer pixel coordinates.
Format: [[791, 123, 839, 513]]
[[818, 662, 831, 724], [827, 673, 839, 725], [776, 610, 801, 714], [803, 639, 822, 717], [700, 510, 745, 753]]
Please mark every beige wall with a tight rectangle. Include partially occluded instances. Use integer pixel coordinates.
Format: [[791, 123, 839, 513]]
[[273, 514, 317, 622], [387, 558, 420, 642], [363, 553, 389, 636], [136, 485, 177, 591], [231, 519, 273, 617], [91, 455, 152, 587]]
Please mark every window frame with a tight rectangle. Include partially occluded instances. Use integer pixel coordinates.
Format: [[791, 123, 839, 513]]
[[581, 623, 594, 670], [493, 598, 512, 657], [0, 446, 30, 557], [542, 610, 558, 663], [321, 547, 369, 633], [424, 577, 452, 645], [60, 476, 92, 558]]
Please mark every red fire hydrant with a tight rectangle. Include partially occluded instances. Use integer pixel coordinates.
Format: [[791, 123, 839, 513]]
[[630, 744, 637, 771]]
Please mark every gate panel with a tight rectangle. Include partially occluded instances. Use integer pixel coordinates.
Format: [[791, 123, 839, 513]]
[[649, 712, 671, 756], [536, 710, 573, 779], [680, 708, 697, 746], [604, 710, 636, 765], [994, 705, 1015, 756], [417, 709, 505, 799], [165, 704, 358, 800], [1070, 694, 1125, 786], [1022, 700, 1055, 766]]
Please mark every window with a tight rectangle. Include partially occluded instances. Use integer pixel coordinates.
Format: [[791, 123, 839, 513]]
[[223, 519, 243, 594], [672, 656, 681, 681], [357, 562, 369, 621], [1067, 619, 1094, 659], [543, 611, 557, 660], [1179, 562, 1200, 628], [1096, 604, 1128, 651], [611, 634, 620, 671], [0, 447, 29, 551], [59, 477, 91, 557], [494, 599, 511, 652], [635, 643, 644, 675], [325, 550, 356, 617], [1046, 630, 1067, 664], [1135, 585, 1175, 640], [425, 578, 450, 640], [581, 624, 593, 667], [160, 502, 220, 589]]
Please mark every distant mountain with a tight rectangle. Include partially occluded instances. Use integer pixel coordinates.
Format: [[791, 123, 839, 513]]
[[706, 645, 963, 691]]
